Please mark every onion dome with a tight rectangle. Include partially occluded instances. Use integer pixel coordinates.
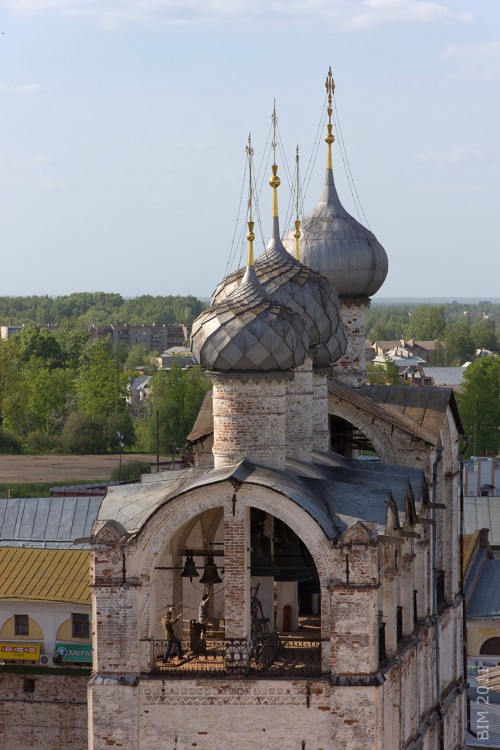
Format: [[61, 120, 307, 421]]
[[212, 106, 346, 364], [191, 137, 309, 373], [283, 68, 388, 298]]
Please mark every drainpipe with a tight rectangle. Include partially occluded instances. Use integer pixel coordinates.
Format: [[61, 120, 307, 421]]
[[460, 436, 477, 739], [432, 446, 444, 750]]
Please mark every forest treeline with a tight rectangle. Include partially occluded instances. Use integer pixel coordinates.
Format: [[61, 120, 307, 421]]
[[0, 292, 206, 327]]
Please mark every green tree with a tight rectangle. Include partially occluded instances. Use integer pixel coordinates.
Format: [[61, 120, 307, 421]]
[[0, 338, 28, 432], [457, 355, 500, 456], [105, 411, 135, 451], [407, 305, 447, 340], [16, 325, 65, 369], [24, 359, 75, 433], [125, 344, 152, 370], [470, 318, 498, 352], [76, 339, 128, 418], [444, 320, 475, 365], [366, 355, 401, 385], [110, 459, 151, 482], [59, 412, 106, 454], [149, 365, 211, 453], [54, 323, 91, 368]]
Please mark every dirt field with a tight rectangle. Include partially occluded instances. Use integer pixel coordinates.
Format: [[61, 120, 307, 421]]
[[0, 454, 159, 483]]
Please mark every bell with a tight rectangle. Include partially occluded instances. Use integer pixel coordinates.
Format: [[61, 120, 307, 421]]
[[251, 532, 281, 577], [274, 523, 312, 582], [181, 552, 199, 581], [199, 553, 222, 585], [301, 548, 320, 594]]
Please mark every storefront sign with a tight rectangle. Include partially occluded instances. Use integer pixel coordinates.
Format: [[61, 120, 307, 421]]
[[0, 643, 40, 661], [55, 642, 92, 663]]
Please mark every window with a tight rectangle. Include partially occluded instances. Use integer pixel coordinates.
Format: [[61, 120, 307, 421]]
[[378, 613, 386, 663], [23, 678, 35, 693], [14, 614, 29, 636], [72, 613, 90, 639], [396, 606, 403, 643], [437, 570, 446, 611], [480, 637, 500, 656]]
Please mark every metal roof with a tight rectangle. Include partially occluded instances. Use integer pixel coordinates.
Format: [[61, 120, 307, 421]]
[[357, 384, 463, 439], [0, 495, 103, 548], [186, 382, 461, 451], [465, 497, 500, 547], [420, 367, 465, 386], [187, 390, 214, 443], [0, 547, 91, 604], [468, 560, 500, 619], [98, 455, 425, 542]]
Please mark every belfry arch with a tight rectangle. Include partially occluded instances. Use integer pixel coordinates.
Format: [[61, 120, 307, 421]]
[[130, 480, 332, 676], [328, 400, 397, 462]]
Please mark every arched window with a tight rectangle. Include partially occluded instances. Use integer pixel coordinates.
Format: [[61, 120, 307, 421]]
[[480, 637, 500, 655]]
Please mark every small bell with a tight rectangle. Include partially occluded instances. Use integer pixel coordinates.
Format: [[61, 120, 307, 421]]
[[181, 551, 199, 582]]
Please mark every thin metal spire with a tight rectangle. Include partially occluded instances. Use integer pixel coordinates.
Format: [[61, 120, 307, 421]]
[[294, 145, 301, 261], [246, 134, 255, 266], [269, 100, 281, 221], [325, 66, 335, 170]]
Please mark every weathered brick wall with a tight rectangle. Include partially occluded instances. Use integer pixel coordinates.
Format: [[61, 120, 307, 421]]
[[331, 299, 367, 388], [331, 685, 380, 749], [139, 679, 333, 750], [91, 521, 141, 674], [209, 372, 292, 470], [312, 368, 330, 451], [0, 670, 88, 750], [287, 359, 313, 461], [88, 679, 138, 750]]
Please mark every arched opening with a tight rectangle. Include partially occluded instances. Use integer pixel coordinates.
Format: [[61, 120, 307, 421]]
[[330, 414, 378, 457], [250, 510, 320, 641], [480, 637, 500, 656], [150, 503, 322, 677]]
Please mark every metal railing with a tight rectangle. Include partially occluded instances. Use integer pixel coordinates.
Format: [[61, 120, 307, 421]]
[[151, 634, 322, 678]]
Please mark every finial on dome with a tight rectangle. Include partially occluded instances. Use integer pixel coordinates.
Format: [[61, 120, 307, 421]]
[[294, 145, 301, 261], [325, 66, 335, 170], [269, 100, 281, 222], [246, 134, 255, 267]]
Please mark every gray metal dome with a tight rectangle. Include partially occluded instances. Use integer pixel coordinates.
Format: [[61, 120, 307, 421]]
[[212, 219, 347, 363], [191, 264, 309, 372], [283, 167, 388, 298]]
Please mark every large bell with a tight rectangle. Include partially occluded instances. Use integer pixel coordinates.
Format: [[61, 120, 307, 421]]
[[181, 551, 199, 581], [274, 522, 312, 582], [251, 532, 281, 577], [199, 553, 222, 585]]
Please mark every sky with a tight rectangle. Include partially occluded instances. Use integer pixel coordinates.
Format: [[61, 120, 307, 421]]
[[0, 0, 499, 301]]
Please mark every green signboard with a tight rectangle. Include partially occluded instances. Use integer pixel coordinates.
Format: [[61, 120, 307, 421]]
[[55, 642, 92, 663]]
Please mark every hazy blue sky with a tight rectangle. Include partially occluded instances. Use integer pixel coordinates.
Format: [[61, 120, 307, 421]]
[[1, 0, 498, 300]]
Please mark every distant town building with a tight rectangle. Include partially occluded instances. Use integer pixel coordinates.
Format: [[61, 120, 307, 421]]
[[0, 322, 190, 351]]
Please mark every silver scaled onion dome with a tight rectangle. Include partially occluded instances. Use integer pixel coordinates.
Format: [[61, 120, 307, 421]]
[[212, 105, 346, 368], [191, 137, 309, 373], [283, 67, 388, 299]]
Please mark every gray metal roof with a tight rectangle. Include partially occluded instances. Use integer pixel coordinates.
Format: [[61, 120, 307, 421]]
[[465, 497, 500, 546], [0, 495, 103, 548], [211, 230, 347, 365], [191, 265, 309, 372], [98, 455, 425, 542], [468, 560, 500, 618], [283, 166, 388, 298], [420, 367, 465, 386]]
